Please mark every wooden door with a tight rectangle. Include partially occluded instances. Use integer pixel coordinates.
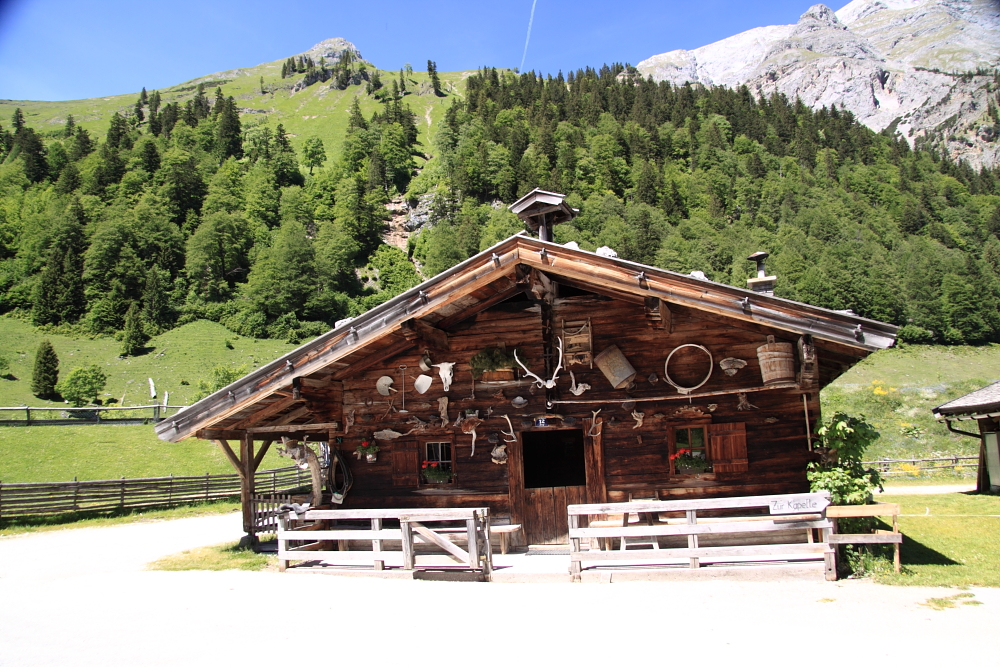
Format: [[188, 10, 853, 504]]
[[517, 429, 589, 545], [523, 485, 587, 544]]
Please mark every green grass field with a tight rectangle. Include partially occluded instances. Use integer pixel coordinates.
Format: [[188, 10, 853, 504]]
[[0, 316, 295, 408], [822, 344, 1000, 461], [0, 48, 473, 164], [0, 424, 285, 482], [870, 493, 1000, 587]]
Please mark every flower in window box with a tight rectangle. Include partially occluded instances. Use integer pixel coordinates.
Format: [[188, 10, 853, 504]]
[[355, 440, 380, 462], [670, 448, 711, 473], [421, 460, 454, 483]]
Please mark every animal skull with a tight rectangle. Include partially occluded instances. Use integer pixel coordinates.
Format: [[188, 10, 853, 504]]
[[631, 410, 645, 429], [433, 362, 456, 392], [514, 337, 564, 390]]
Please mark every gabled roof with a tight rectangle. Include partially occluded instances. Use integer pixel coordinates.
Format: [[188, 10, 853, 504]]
[[934, 380, 1000, 420], [156, 233, 897, 443], [508, 189, 579, 230]]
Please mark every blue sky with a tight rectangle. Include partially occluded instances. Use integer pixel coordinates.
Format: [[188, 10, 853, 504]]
[[0, 0, 833, 101]]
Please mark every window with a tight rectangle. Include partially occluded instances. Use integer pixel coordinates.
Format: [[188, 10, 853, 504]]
[[421, 440, 454, 484], [669, 422, 712, 475]]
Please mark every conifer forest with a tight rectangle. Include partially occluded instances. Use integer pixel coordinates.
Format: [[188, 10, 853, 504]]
[[2, 61, 1000, 348]]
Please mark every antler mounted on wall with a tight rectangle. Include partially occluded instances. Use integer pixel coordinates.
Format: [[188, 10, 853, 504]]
[[514, 337, 564, 389]]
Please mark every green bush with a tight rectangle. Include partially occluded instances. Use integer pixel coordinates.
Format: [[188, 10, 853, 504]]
[[56, 365, 108, 407], [807, 412, 883, 505]]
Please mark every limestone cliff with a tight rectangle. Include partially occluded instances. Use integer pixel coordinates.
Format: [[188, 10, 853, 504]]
[[637, 0, 1000, 167]]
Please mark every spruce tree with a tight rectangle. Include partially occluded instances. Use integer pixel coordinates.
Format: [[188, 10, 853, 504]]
[[141, 265, 169, 331], [106, 111, 127, 149], [31, 339, 59, 399], [428, 60, 442, 96], [149, 90, 161, 116], [120, 303, 148, 357], [212, 87, 225, 117], [213, 97, 243, 164], [139, 87, 148, 106], [11, 108, 24, 133], [271, 123, 302, 186], [63, 114, 75, 138], [133, 100, 144, 123]]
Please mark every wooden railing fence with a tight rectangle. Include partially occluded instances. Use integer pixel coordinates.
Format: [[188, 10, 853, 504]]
[[863, 456, 979, 476], [0, 466, 308, 520], [277, 507, 493, 578], [0, 405, 187, 426], [567, 493, 835, 582]]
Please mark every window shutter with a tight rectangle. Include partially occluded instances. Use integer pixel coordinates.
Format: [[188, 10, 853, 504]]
[[392, 446, 418, 486], [707, 422, 748, 473]]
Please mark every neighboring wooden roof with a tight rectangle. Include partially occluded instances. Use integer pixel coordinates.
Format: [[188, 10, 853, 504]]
[[155, 234, 898, 442], [508, 189, 578, 230], [934, 381, 1000, 420]]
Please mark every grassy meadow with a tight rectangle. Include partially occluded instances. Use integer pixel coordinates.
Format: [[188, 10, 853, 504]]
[[0, 316, 295, 408], [0, 52, 472, 165], [865, 492, 1000, 587], [822, 344, 1000, 463]]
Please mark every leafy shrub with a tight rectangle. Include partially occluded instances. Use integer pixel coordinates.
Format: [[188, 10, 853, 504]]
[[807, 412, 883, 505], [192, 364, 250, 401], [56, 365, 108, 407]]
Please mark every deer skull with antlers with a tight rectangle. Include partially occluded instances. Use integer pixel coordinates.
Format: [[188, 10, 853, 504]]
[[514, 337, 564, 390]]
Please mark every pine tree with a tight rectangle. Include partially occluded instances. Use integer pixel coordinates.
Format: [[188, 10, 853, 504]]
[[31, 339, 59, 399], [213, 97, 243, 163], [281, 61, 288, 79], [141, 265, 169, 331], [139, 87, 148, 106], [271, 123, 302, 187], [11, 108, 24, 133], [149, 90, 161, 116], [106, 111, 127, 149], [212, 87, 225, 117], [428, 60, 442, 96], [348, 98, 368, 131], [192, 85, 208, 119], [120, 303, 148, 357], [68, 127, 94, 162], [63, 114, 75, 138], [133, 100, 144, 124]]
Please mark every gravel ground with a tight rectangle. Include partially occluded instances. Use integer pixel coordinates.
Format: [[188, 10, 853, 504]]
[[0, 512, 996, 666]]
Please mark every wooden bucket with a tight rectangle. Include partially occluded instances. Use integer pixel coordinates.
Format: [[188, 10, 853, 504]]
[[594, 345, 637, 389], [756, 335, 795, 384]]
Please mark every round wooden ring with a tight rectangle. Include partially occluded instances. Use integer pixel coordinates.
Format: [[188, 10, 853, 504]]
[[664, 344, 713, 395]]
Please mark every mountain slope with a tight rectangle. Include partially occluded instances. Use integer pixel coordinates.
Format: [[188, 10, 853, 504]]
[[0, 38, 470, 161], [637, 0, 1000, 168]]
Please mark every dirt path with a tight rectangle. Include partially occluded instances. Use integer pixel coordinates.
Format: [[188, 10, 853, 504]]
[[0, 513, 996, 666]]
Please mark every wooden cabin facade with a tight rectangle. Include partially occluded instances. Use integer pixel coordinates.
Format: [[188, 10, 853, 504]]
[[155, 233, 897, 546]]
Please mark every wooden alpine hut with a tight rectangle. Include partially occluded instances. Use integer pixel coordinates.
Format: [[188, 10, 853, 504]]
[[155, 190, 898, 547]]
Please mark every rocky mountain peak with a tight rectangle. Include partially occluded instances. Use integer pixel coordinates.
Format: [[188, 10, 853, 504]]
[[637, 0, 1000, 167], [798, 4, 848, 28]]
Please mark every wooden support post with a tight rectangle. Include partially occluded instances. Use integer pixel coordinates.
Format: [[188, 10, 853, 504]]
[[401, 521, 415, 570], [466, 516, 478, 570], [481, 512, 493, 578], [686, 510, 699, 569], [569, 513, 582, 582], [277, 513, 288, 572], [240, 434, 255, 543], [372, 518, 384, 571]]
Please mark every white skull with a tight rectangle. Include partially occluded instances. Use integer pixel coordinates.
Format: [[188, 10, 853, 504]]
[[433, 362, 456, 392]]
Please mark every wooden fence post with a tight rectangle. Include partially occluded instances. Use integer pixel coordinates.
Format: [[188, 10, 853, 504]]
[[120, 476, 125, 509], [73, 477, 79, 511]]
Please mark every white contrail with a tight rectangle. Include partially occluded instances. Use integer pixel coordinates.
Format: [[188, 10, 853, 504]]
[[519, 0, 537, 74]]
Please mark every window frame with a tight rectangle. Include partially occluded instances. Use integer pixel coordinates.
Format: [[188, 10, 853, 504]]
[[419, 437, 456, 486], [667, 418, 712, 476]]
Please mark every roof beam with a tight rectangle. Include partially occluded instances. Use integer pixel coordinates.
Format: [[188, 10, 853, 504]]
[[399, 318, 450, 350], [332, 338, 416, 381]]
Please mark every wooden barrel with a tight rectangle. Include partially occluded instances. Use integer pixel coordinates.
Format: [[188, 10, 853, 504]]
[[756, 335, 795, 384], [594, 345, 637, 389]]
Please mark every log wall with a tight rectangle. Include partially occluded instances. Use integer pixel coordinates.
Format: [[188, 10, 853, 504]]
[[294, 291, 837, 538]]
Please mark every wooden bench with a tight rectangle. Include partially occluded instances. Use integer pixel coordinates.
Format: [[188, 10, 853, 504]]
[[491, 524, 522, 554], [277, 507, 493, 577], [826, 503, 902, 573], [568, 492, 835, 582]]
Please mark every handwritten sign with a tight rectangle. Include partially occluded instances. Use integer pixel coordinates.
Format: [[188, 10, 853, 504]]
[[768, 494, 830, 515]]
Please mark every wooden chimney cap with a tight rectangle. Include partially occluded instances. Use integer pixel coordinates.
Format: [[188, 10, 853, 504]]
[[508, 189, 578, 231]]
